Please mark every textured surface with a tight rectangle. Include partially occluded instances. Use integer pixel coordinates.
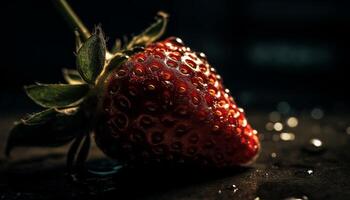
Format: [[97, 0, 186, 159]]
[[1, 107, 350, 200]]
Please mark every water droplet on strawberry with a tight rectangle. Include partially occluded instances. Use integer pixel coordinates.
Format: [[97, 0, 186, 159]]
[[185, 59, 196, 69], [147, 84, 156, 91], [169, 53, 181, 61], [197, 52, 207, 59], [191, 94, 200, 105], [134, 64, 144, 76], [199, 64, 207, 72], [149, 61, 161, 71], [212, 124, 220, 131], [135, 54, 146, 62], [165, 37, 184, 46], [208, 74, 217, 84], [235, 127, 243, 135], [177, 83, 187, 93], [160, 70, 172, 80], [153, 51, 165, 59], [179, 64, 191, 75], [208, 88, 217, 96], [166, 59, 177, 68], [233, 111, 240, 118], [215, 110, 223, 117]]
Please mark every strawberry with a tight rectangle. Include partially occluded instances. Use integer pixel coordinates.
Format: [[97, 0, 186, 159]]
[[5, 3, 259, 172], [94, 38, 259, 167]]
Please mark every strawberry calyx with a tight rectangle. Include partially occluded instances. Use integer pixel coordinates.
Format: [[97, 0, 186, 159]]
[[5, 7, 168, 174]]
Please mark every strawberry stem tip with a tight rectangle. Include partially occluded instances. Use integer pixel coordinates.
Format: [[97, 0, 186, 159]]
[[52, 0, 91, 41]]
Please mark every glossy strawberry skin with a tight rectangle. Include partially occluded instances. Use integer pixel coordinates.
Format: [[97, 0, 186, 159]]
[[94, 37, 259, 168]]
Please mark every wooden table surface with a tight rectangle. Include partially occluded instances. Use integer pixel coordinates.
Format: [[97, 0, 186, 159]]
[[1, 108, 350, 200]]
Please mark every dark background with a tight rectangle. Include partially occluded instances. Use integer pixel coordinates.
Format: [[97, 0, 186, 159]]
[[1, 0, 349, 113], [1, 1, 350, 200]]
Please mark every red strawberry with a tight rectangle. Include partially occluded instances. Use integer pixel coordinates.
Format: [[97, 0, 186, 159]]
[[94, 37, 259, 167], [5, 5, 259, 172]]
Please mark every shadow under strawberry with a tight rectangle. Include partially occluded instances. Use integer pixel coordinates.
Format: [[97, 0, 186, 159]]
[[73, 159, 251, 199]]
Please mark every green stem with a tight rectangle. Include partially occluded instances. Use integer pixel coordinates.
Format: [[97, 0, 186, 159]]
[[52, 0, 91, 41]]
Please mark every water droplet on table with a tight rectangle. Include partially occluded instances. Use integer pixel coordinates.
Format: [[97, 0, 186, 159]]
[[284, 195, 309, 200], [271, 152, 277, 158], [225, 184, 238, 193], [274, 122, 284, 131], [310, 138, 322, 147], [280, 132, 295, 141], [303, 138, 325, 154], [286, 117, 298, 128]]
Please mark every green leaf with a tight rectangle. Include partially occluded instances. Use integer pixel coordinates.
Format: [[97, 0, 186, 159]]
[[127, 11, 168, 49], [54, 107, 79, 115], [76, 27, 106, 84], [5, 109, 86, 156], [62, 69, 85, 85], [23, 108, 57, 125], [25, 83, 90, 108]]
